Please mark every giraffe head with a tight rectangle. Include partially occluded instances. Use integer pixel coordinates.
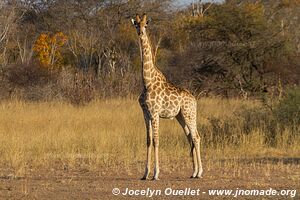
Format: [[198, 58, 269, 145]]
[[131, 14, 150, 37]]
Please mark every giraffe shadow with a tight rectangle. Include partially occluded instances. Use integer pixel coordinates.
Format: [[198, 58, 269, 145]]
[[218, 157, 300, 165]]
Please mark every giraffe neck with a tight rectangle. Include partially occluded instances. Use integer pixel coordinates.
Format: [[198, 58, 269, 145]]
[[140, 33, 165, 88]]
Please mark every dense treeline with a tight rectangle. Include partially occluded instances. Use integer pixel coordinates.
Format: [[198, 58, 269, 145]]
[[0, 0, 299, 103]]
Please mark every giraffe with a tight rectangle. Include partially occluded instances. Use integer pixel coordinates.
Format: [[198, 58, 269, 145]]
[[131, 14, 203, 180]]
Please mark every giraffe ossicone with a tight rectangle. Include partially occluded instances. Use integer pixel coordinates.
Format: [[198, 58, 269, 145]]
[[131, 14, 203, 180]]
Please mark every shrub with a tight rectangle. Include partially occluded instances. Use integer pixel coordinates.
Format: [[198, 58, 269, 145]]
[[2, 62, 58, 100], [202, 96, 299, 148], [59, 69, 96, 105], [6, 62, 54, 87], [274, 87, 300, 127]]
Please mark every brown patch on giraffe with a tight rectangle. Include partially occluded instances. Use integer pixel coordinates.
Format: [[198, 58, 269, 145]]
[[144, 49, 151, 55], [158, 82, 162, 88], [144, 76, 152, 82], [143, 66, 151, 71], [150, 100, 156, 104], [152, 84, 158, 91], [155, 94, 161, 99], [169, 101, 175, 107], [143, 70, 151, 78], [157, 97, 162, 102], [174, 100, 179, 106], [149, 92, 156, 100], [156, 88, 163, 95], [144, 55, 152, 61], [164, 96, 170, 102], [183, 104, 188, 110], [169, 95, 177, 101], [165, 90, 170, 96]]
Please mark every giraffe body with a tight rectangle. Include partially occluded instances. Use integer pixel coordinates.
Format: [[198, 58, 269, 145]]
[[140, 83, 195, 120], [132, 14, 203, 180]]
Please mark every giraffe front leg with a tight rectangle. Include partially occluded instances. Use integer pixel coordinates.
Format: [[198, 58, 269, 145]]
[[195, 131, 203, 178], [151, 115, 160, 180], [141, 113, 152, 180]]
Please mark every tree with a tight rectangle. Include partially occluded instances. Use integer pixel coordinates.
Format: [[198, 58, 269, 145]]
[[33, 32, 67, 69], [0, 4, 17, 66], [171, 1, 293, 97]]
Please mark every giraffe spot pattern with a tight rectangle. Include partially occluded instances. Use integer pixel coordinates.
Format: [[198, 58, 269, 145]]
[[138, 31, 198, 121]]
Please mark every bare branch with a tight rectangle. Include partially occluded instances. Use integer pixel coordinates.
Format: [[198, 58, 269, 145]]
[[202, 0, 215, 16], [153, 36, 162, 64]]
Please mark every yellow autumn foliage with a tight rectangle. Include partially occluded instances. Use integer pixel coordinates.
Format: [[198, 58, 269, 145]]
[[33, 32, 67, 69]]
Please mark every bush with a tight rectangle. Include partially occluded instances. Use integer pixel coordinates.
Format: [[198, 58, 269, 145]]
[[59, 69, 96, 105], [236, 107, 279, 146], [2, 63, 59, 101], [202, 96, 299, 148], [274, 87, 300, 127], [6, 63, 54, 87], [200, 87, 300, 147]]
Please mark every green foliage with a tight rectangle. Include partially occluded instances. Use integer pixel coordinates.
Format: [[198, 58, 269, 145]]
[[201, 89, 300, 147], [274, 87, 300, 126], [202, 106, 291, 148], [171, 2, 296, 97]]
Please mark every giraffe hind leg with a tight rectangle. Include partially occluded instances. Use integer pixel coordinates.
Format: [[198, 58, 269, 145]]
[[180, 106, 203, 179], [176, 112, 198, 178], [186, 122, 203, 178]]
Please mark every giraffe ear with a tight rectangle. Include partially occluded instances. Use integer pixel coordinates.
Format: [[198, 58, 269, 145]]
[[141, 13, 147, 23], [131, 19, 136, 26], [136, 14, 141, 23]]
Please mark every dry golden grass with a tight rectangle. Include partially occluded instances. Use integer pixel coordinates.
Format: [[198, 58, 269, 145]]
[[0, 98, 299, 177]]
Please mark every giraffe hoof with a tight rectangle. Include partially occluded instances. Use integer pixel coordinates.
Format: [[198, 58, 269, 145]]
[[152, 177, 160, 181], [190, 175, 196, 179], [141, 177, 149, 180]]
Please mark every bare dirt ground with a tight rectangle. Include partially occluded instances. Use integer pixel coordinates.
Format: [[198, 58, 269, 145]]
[[0, 158, 299, 200]]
